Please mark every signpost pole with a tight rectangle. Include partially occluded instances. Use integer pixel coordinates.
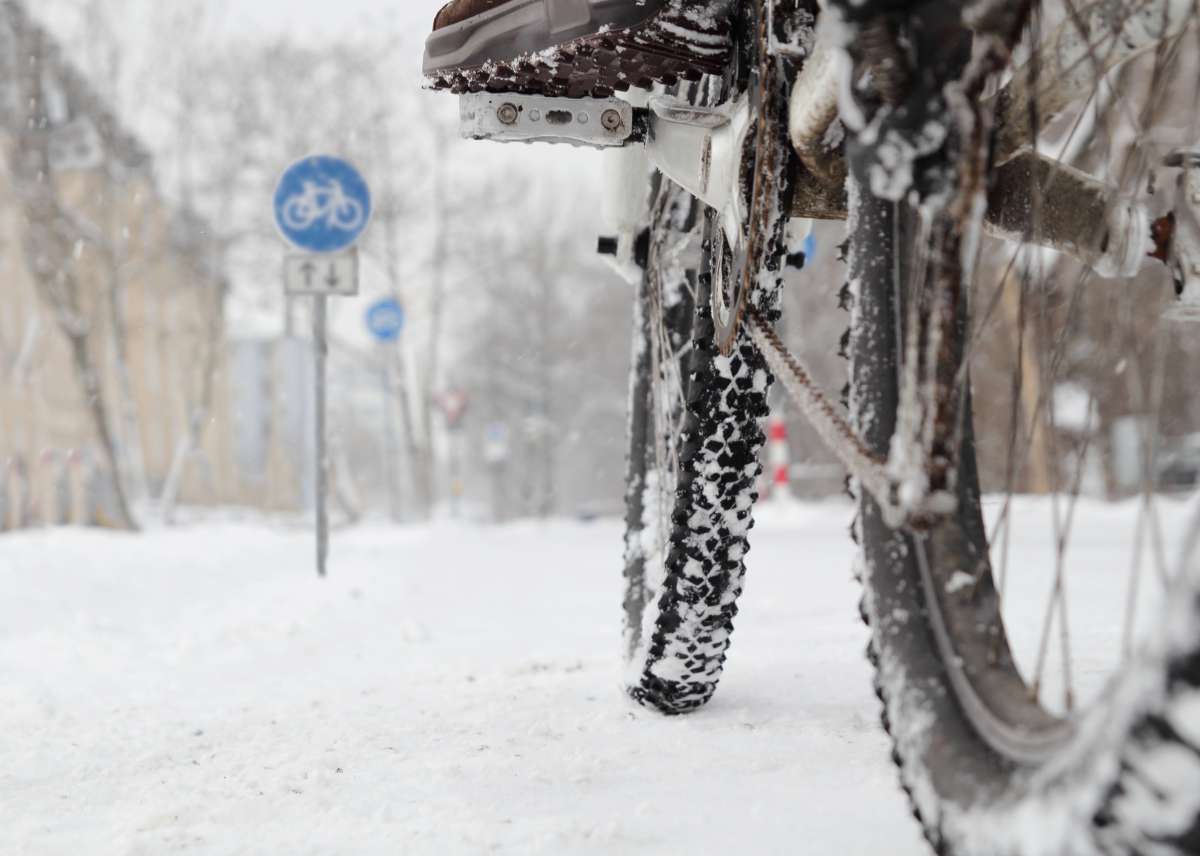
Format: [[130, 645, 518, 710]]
[[314, 295, 329, 577], [274, 155, 372, 579], [484, 422, 510, 524], [364, 296, 407, 523]]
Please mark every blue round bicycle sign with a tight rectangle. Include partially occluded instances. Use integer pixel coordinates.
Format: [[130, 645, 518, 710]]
[[273, 155, 372, 253], [366, 297, 405, 343]]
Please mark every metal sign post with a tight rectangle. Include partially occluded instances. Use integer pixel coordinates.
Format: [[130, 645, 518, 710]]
[[274, 155, 372, 577], [484, 422, 510, 524], [365, 297, 406, 522], [313, 294, 330, 574]]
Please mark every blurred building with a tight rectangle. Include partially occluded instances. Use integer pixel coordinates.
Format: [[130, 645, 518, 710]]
[[0, 3, 317, 527]]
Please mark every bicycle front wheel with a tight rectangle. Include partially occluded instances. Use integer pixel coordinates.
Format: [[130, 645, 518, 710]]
[[620, 0, 803, 713], [621, 185, 783, 713], [841, 2, 1200, 853]]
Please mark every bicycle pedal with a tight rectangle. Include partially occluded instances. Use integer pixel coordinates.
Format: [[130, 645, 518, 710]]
[[459, 92, 639, 148], [424, 1, 732, 100]]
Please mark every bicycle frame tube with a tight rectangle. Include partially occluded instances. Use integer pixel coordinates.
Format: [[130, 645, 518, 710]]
[[641, 95, 755, 254], [788, 152, 1151, 278]]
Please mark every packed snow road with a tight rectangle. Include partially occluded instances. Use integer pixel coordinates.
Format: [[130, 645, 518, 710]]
[[0, 505, 920, 854], [1, 499, 1195, 855]]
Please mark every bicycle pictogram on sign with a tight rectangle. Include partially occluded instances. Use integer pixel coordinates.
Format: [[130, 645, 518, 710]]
[[273, 156, 372, 253], [281, 180, 367, 233]]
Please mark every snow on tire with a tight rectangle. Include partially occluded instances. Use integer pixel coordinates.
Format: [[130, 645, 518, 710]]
[[626, 292, 774, 714]]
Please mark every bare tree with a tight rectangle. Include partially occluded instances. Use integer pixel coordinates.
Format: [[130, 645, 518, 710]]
[[453, 178, 627, 519], [5, 2, 138, 528]]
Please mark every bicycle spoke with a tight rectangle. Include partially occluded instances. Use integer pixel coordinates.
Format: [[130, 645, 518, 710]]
[[948, 6, 1199, 713], [645, 180, 701, 555]]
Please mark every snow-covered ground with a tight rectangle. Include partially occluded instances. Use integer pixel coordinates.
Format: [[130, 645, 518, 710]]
[[1, 498, 1196, 855]]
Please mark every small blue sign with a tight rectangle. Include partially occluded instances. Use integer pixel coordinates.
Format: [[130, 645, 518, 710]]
[[274, 155, 372, 253], [803, 233, 817, 263], [366, 297, 405, 343]]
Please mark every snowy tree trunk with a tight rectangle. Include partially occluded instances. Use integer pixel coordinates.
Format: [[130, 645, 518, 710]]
[[159, 292, 224, 523], [418, 152, 450, 519], [535, 267, 556, 518], [9, 9, 138, 531], [103, 250, 150, 506], [374, 111, 431, 521]]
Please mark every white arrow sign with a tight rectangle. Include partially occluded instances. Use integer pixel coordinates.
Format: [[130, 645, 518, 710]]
[[284, 251, 359, 297]]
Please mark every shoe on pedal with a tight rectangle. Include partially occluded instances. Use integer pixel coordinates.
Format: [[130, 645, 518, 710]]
[[423, 0, 733, 99]]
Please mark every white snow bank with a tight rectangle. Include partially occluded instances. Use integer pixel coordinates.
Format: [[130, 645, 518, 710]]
[[0, 513, 920, 855]]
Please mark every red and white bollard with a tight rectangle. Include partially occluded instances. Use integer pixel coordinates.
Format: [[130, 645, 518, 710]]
[[767, 416, 792, 502]]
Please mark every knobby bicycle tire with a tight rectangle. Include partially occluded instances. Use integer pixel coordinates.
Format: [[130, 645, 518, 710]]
[[839, 1, 1200, 852]]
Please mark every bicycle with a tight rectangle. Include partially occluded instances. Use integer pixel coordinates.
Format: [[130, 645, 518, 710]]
[[425, 0, 1200, 852], [280, 178, 367, 233]]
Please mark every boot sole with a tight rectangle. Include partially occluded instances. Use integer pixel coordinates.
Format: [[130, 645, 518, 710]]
[[423, 0, 732, 99]]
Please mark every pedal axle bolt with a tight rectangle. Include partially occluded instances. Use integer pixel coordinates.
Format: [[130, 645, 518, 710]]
[[601, 109, 622, 132], [497, 103, 519, 125]]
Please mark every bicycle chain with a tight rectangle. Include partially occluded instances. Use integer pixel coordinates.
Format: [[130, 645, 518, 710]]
[[722, 3, 906, 518], [745, 307, 911, 525], [714, 0, 789, 356]]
